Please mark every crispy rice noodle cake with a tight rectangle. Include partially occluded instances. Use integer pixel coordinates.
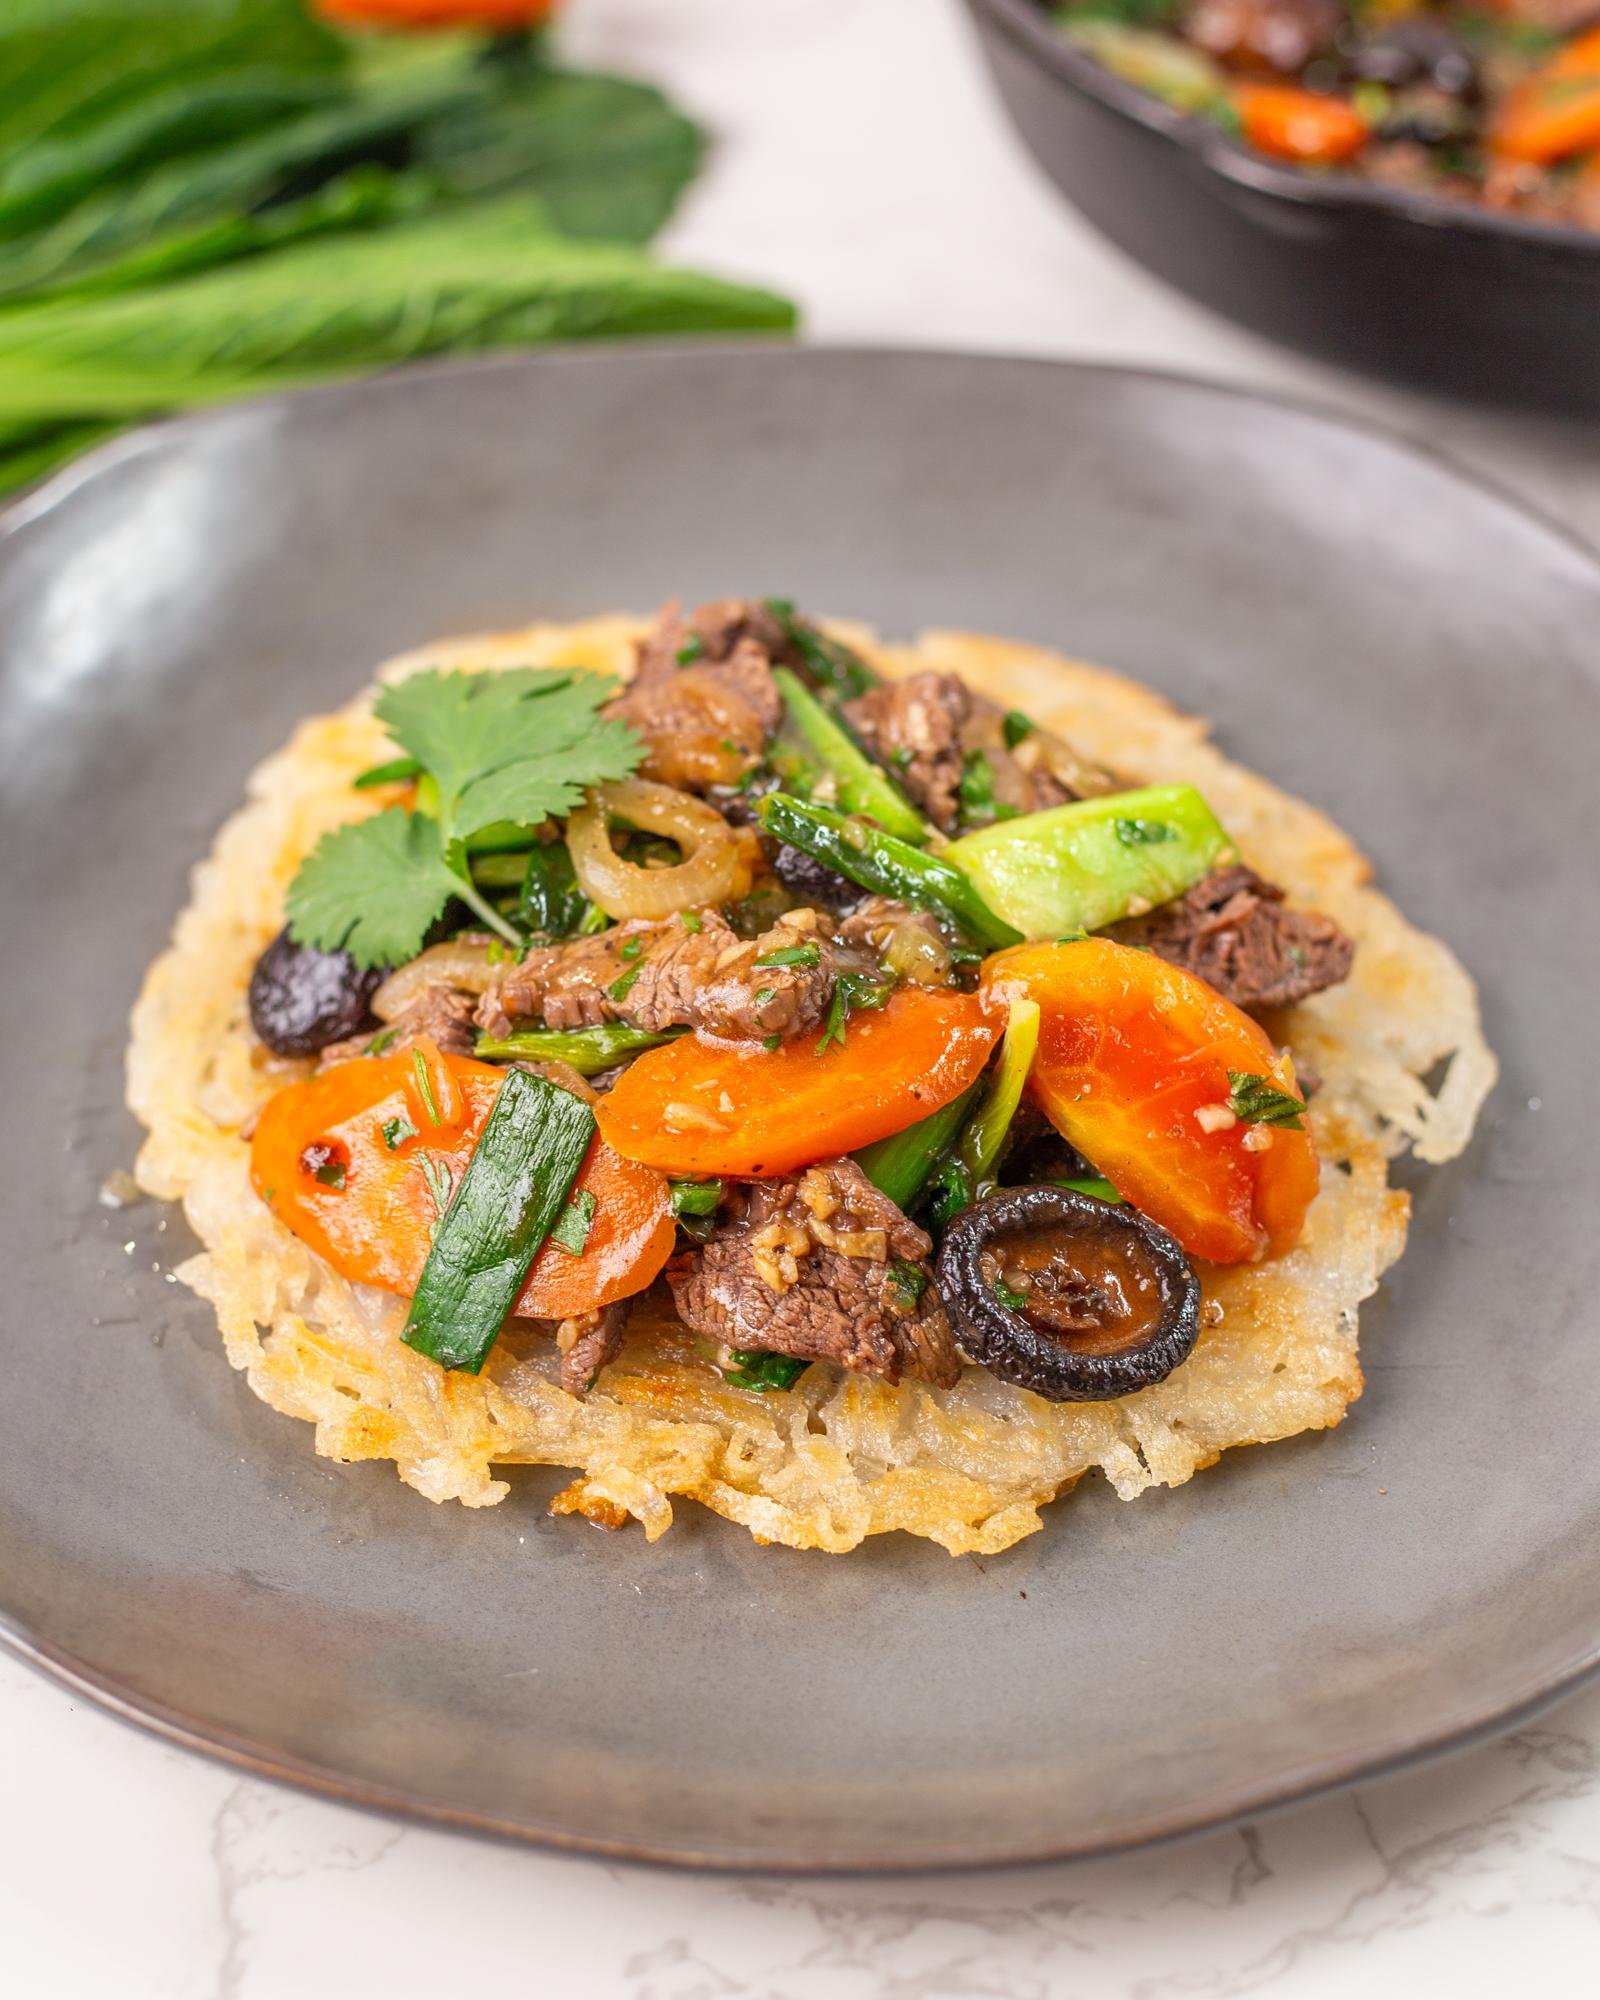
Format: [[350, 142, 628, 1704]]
[[128, 619, 1495, 1554]]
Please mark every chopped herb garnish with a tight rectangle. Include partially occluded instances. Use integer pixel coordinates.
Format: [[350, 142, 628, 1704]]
[[1056, 931, 1087, 945], [261, 1187, 276, 1205], [619, 937, 643, 962], [958, 750, 1018, 826], [668, 1177, 723, 1217], [608, 962, 642, 1004], [485, 939, 506, 966], [1114, 817, 1176, 845], [755, 942, 821, 970], [352, 755, 423, 791], [675, 633, 705, 664], [993, 1275, 1029, 1312], [753, 986, 776, 1007], [418, 1154, 453, 1218], [413, 1048, 443, 1124], [365, 1028, 397, 1057], [1002, 710, 1034, 749], [815, 968, 894, 1054], [1288, 944, 1307, 967], [1227, 1071, 1307, 1130], [314, 1160, 347, 1189], [679, 911, 703, 933], [762, 1034, 782, 1052], [887, 1260, 927, 1310], [761, 599, 879, 700], [719, 737, 741, 755], [285, 666, 643, 968], [724, 1348, 809, 1392], [381, 1115, 418, 1151], [890, 746, 914, 770], [548, 1187, 597, 1257]]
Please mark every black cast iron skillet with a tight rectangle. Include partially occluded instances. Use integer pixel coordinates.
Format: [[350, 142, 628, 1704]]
[[965, 0, 1600, 411]]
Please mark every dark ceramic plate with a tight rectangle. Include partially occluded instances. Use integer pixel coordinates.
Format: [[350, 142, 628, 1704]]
[[2, 348, 1597, 1870], [965, 0, 1600, 412]]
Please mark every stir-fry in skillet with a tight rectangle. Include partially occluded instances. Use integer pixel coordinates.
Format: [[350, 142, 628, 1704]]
[[1049, 0, 1600, 230], [129, 600, 1493, 1550]]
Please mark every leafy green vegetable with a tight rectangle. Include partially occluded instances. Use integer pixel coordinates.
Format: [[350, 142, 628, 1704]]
[[286, 664, 643, 966], [944, 783, 1232, 940], [957, 750, 1018, 829], [1227, 1072, 1307, 1130], [0, 198, 795, 427], [723, 1349, 809, 1393], [515, 841, 592, 938], [852, 1078, 984, 1213], [762, 599, 878, 701], [772, 666, 926, 843], [404, 1067, 594, 1374]]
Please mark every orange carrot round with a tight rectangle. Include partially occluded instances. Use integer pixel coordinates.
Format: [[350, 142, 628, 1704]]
[[594, 989, 1002, 1178], [1236, 84, 1370, 164], [1491, 25, 1600, 163], [981, 939, 1319, 1265], [251, 1044, 674, 1317]]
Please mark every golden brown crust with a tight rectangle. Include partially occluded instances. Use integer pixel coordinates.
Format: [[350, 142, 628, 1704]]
[[127, 616, 1494, 1553]]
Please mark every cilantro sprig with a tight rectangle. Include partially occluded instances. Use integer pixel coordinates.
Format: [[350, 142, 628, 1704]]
[[285, 666, 642, 969]]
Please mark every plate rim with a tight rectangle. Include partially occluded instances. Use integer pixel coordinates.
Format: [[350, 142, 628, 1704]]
[[4, 343, 1599, 1871]]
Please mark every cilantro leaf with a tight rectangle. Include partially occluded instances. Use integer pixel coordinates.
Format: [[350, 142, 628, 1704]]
[[285, 808, 461, 970], [374, 667, 641, 843], [1227, 1071, 1307, 1130]]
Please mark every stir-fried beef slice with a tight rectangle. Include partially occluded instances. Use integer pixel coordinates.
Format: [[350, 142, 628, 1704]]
[[319, 984, 478, 1067], [1109, 865, 1353, 1011], [634, 596, 789, 687], [613, 600, 785, 795], [844, 671, 1113, 830], [844, 670, 970, 830], [667, 1159, 960, 1387], [477, 907, 870, 1043], [556, 1300, 631, 1394]]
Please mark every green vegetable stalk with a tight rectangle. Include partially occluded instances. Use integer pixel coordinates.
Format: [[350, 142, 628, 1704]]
[[762, 600, 878, 700], [771, 667, 927, 843], [925, 998, 1040, 1227], [853, 1078, 984, 1212], [943, 783, 1232, 940], [758, 793, 1020, 952], [403, 1068, 594, 1374], [475, 1022, 684, 1074]]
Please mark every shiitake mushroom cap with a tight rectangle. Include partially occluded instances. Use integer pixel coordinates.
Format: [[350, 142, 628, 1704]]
[[248, 927, 384, 1058], [937, 1185, 1201, 1403]]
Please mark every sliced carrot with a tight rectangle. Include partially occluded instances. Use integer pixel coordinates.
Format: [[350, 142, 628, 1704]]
[[981, 939, 1319, 1265], [251, 1044, 674, 1318], [1491, 25, 1600, 162], [593, 989, 1002, 1178], [1236, 84, 1370, 164]]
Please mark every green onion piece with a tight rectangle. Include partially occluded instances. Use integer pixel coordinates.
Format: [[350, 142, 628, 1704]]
[[468, 850, 534, 889], [403, 1069, 596, 1375], [1002, 710, 1034, 750], [852, 1077, 984, 1212], [314, 1160, 346, 1190], [887, 1260, 928, 1310], [754, 941, 821, 970], [365, 1028, 397, 1057], [1227, 1071, 1307, 1130], [474, 1023, 684, 1074], [413, 1048, 443, 1124], [724, 1348, 809, 1392], [930, 998, 1041, 1228], [815, 968, 894, 1054], [993, 1275, 1029, 1312], [680, 911, 703, 933], [676, 633, 706, 664], [381, 1115, 417, 1152], [772, 666, 928, 843], [758, 793, 1020, 951], [548, 1187, 597, 1257], [943, 783, 1231, 940], [1051, 1175, 1124, 1205], [762, 599, 879, 699], [353, 756, 423, 790]]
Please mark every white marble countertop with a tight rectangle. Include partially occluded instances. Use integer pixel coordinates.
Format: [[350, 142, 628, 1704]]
[[7, 3, 1598, 1996]]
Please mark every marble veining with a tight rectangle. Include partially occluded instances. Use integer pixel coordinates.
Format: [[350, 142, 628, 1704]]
[[7, 0, 1600, 1994]]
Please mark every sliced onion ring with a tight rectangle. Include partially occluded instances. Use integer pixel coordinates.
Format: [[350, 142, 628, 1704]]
[[568, 778, 755, 923], [372, 939, 499, 1021]]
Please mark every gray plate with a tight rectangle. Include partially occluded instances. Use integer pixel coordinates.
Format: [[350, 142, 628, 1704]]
[[1, 348, 1596, 1871]]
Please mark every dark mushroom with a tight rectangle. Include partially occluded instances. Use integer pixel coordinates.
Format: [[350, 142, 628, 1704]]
[[1345, 20, 1480, 99], [937, 1186, 1201, 1403], [772, 841, 861, 910], [247, 927, 385, 1058]]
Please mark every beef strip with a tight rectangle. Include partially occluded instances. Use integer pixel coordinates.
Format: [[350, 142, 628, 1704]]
[[477, 905, 870, 1043], [667, 1159, 961, 1388], [607, 599, 790, 796], [844, 670, 1115, 831], [555, 1300, 631, 1395], [318, 984, 478, 1067], [1109, 865, 1353, 1011]]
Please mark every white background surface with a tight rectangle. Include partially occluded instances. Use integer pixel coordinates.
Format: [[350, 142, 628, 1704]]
[[7, 3, 1599, 1996]]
